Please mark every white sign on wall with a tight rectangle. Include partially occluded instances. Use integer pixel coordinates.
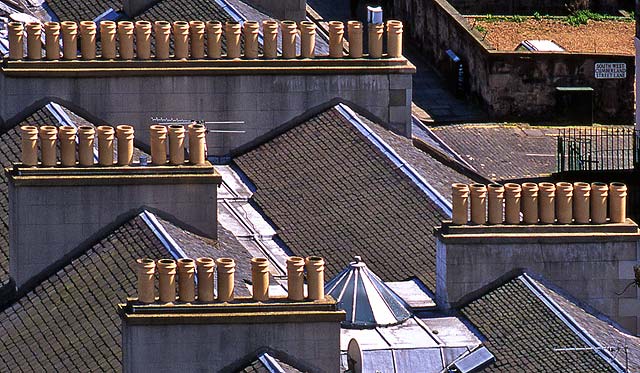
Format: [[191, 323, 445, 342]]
[[595, 63, 626, 79]]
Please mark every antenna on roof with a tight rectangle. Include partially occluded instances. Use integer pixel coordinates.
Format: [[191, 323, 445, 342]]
[[150, 117, 246, 134], [553, 343, 629, 372]]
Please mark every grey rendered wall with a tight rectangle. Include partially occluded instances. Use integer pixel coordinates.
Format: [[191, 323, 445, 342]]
[[122, 321, 341, 372], [9, 181, 217, 289]]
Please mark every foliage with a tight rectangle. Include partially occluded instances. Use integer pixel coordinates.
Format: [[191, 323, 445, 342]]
[[565, 10, 604, 26], [533, 11, 542, 21]]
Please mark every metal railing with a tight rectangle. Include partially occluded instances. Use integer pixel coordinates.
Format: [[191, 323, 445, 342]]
[[556, 127, 638, 172]]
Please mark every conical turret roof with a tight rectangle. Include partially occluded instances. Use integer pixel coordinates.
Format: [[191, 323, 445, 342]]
[[325, 256, 413, 329]]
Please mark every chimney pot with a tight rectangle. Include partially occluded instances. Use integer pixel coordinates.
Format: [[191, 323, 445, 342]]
[[44, 22, 61, 60], [20, 126, 39, 167], [590, 182, 608, 224], [538, 182, 556, 224], [177, 258, 196, 302], [60, 21, 78, 60], [261, 20, 278, 59], [77, 126, 95, 167], [328, 21, 344, 58], [39, 126, 58, 167], [504, 183, 522, 224], [116, 125, 135, 166], [451, 183, 469, 225], [168, 125, 186, 165], [347, 21, 363, 58], [251, 257, 270, 301], [196, 257, 215, 302], [243, 21, 260, 59], [100, 21, 117, 59], [154, 21, 172, 60], [573, 182, 591, 223], [286, 256, 305, 301], [521, 182, 539, 224], [206, 21, 223, 59], [26, 22, 42, 61], [305, 256, 325, 301], [79, 21, 97, 60], [136, 258, 156, 303], [117, 21, 135, 60], [555, 182, 573, 224], [157, 259, 177, 303], [8, 22, 24, 60], [300, 21, 317, 59], [487, 183, 504, 225], [609, 182, 627, 223], [97, 126, 115, 166], [149, 125, 168, 165], [58, 126, 77, 166], [189, 21, 206, 59], [280, 21, 298, 59], [216, 258, 236, 302], [386, 20, 403, 58], [469, 183, 487, 225], [368, 23, 384, 58], [173, 21, 190, 59], [135, 21, 152, 60], [188, 123, 206, 165], [224, 21, 241, 59]]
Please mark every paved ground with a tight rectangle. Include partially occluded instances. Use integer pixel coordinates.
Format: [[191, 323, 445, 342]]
[[306, 0, 486, 124]]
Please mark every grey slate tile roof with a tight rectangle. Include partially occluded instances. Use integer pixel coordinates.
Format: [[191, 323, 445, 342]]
[[46, 0, 121, 21], [234, 106, 452, 292], [459, 275, 620, 373], [238, 353, 304, 373]]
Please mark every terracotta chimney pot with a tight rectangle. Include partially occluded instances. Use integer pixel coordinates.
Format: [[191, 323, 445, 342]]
[[173, 21, 190, 59], [44, 22, 61, 60], [149, 125, 168, 165], [347, 21, 363, 58], [189, 21, 206, 59], [300, 21, 316, 59], [368, 23, 384, 58], [116, 125, 134, 166], [487, 183, 504, 225], [79, 21, 97, 60], [590, 182, 608, 224], [8, 22, 24, 60], [60, 21, 78, 60], [573, 182, 591, 224], [216, 258, 236, 302], [224, 21, 241, 59], [26, 22, 42, 60], [262, 20, 278, 59], [157, 259, 177, 303], [117, 21, 135, 60], [206, 21, 223, 59], [521, 182, 539, 224], [100, 21, 117, 59], [538, 182, 556, 224], [77, 126, 95, 167], [386, 20, 403, 58], [503, 183, 521, 224], [135, 21, 152, 60], [306, 256, 325, 300], [58, 126, 77, 166], [469, 183, 487, 225], [280, 21, 297, 59], [39, 126, 58, 167], [168, 125, 186, 165], [251, 257, 270, 301], [555, 182, 573, 224], [328, 21, 344, 58], [188, 123, 206, 165], [177, 258, 196, 302], [97, 126, 115, 166], [20, 126, 39, 167], [609, 182, 627, 223], [154, 21, 171, 60], [286, 256, 305, 301], [243, 21, 260, 59], [136, 258, 156, 304], [451, 183, 469, 225], [196, 257, 215, 302]]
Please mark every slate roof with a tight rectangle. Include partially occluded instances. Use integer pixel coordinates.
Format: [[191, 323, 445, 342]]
[[459, 274, 621, 373], [234, 105, 452, 292], [46, 0, 121, 21], [238, 352, 303, 373]]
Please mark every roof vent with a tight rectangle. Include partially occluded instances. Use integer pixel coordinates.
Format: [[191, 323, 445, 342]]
[[325, 256, 412, 328]]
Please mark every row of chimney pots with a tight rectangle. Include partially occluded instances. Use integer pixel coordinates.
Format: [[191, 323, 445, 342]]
[[20, 124, 207, 167], [6, 19, 403, 61], [451, 182, 628, 225], [136, 256, 326, 303]]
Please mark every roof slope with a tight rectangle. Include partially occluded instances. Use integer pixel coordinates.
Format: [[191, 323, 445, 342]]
[[46, 0, 121, 21], [234, 106, 450, 292], [459, 275, 619, 373]]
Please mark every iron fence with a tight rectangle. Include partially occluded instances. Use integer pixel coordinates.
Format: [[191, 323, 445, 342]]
[[556, 127, 638, 172]]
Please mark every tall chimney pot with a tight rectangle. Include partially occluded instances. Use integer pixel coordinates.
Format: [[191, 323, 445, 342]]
[[555, 182, 573, 224], [224, 21, 241, 59], [44, 22, 61, 60], [286, 256, 305, 301], [188, 123, 206, 165], [590, 182, 608, 224], [216, 258, 235, 302], [206, 21, 223, 59], [347, 21, 363, 58], [300, 21, 316, 59], [386, 20, 403, 58], [262, 20, 278, 59], [177, 258, 196, 302], [538, 182, 556, 224], [573, 182, 591, 223], [77, 126, 95, 166], [487, 183, 504, 225], [118, 21, 135, 60], [26, 22, 42, 60], [609, 182, 627, 223], [79, 21, 97, 60], [190, 21, 206, 59], [154, 21, 171, 60], [173, 21, 190, 59], [196, 257, 215, 302], [306, 256, 325, 300], [521, 182, 539, 224], [60, 21, 78, 60], [97, 126, 115, 166], [328, 21, 344, 58], [100, 21, 117, 59], [116, 125, 135, 166], [251, 257, 270, 301], [451, 183, 469, 225], [157, 259, 177, 303], [20, 126, 39, 167], [280, 21, 297, 59], [8, 22, 24, 60], [243, 21, 260, 59], [135, 21, 152, 60], [368, 23, 384, 58], [58, 126, 77, 166], [149, 125, 168, 165], [39, 126, 58, 167], [469, 183, 487, 225], [168, 125, 186, 165], [136, 258, 156, 304], [504, 183, 521, 224]]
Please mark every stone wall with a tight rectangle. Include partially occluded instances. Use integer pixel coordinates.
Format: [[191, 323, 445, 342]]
[[391, 0, 634, 124], [449, 0, 628, 15]]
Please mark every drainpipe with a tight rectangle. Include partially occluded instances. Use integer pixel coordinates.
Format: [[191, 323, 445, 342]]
[[100, 21, 117, 59], [286, 256, 305, 301], [26, 22, 42, 60], [347, 21, 363, 58], [20, 126, 38, 167], [487, 183, 504, 225], [44, 22, 60, 60], [590, 182, 608, 224], [306, 256, 325, 300], [39, 126, 58, 167], [262, 20, 278, 59], [573, 182, 591, 223], [206, 21, 223, 59], [154, 21, 171, 60], [469, 183, 487, 225], [251, 257, 270, 301], [60, 21, 78, 60], [521, 182, 539, 224], [216, 258, 235, 302], [386, 20, 403, 58], [173, 21, 190, 59], [77, 126, 95, 166], [451, 183, 469, 225], [555, 182, 573, 224], [190, 21, 206, 59], [300, 21, 316, 59], [135, 21, 152, 60], [117, 21, 135, 60], [177, 258, 196, 302], [150, 125, 168, 165], [157, 259, 177, 303], [609, 182, 627, 223], [225, 21, 241, 59], [538, 182, 556, 224], [79, 21, 96, 60], [136, 258, 156, 304], [116, 125, 134, 166], [280, 21, 297, 59], [97, 126, 115, 166], [196, 257, 215, 302], [58, 126, 77, 166], [368, 23, 383, 58], [188, 123, 206, 165], [328, 21, 344, 58], [8, 22, 24, 60], [168, 124, 185, 165], [504, 183, 521, 224]]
